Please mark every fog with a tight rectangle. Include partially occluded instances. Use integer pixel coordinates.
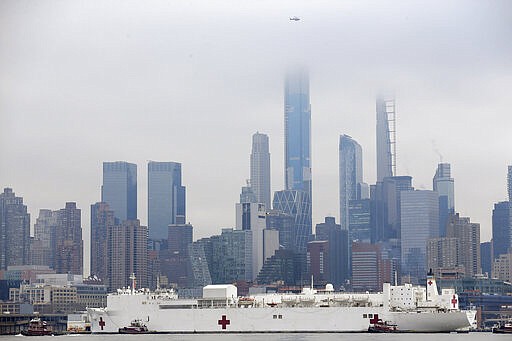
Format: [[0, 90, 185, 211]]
[[1, 0, 511, 275]]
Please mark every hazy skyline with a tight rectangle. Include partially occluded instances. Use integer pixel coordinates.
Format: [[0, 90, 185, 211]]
[[1, 1, 511, 274]]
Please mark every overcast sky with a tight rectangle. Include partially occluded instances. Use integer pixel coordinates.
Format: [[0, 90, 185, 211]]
[[1, 0, 511, 274]]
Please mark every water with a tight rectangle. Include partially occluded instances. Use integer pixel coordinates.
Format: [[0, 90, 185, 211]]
[[0, 333, 502, 341]]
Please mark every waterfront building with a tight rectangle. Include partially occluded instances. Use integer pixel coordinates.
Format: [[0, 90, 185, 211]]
[[108, 220, 148, 291], [433, 163, 455, 237], [0, 188, 30, 269], [339, 134, 364, 230], [250, 132, 271, 208], [492, 252, 512, 282], [90, 202, 115, 282], [148, 161, 186, 240], [492, 201, 511, 259], [400, 190, 439, 283], [101, 161, 137, 223]]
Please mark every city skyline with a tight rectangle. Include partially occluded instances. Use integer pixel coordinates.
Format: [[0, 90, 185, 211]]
[[1, 0, 511, 274]]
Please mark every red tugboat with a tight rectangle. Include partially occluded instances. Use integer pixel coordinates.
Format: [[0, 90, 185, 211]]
[[492, 321, 512, 334], [368, 319, 399, 333], [118, 319, 149, 334], [21, 317, 54, 336]]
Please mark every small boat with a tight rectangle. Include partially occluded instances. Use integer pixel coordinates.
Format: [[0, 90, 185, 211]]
[[21, 317, 54, 336], [492, 321, 512, 334], [368, 319, 399, 333], [118, 319, 149, 334]]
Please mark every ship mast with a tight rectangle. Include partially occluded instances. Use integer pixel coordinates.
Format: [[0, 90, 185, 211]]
[[130, 273, 136, 295]]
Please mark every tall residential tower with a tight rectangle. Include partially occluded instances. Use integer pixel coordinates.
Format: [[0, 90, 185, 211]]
[[284, 70, 311, 196], [250, 132, 271, 208], [376, 97, 395, 182]]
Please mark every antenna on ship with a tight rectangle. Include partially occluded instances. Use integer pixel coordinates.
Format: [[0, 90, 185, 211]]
[[311, 274, 314, 290]]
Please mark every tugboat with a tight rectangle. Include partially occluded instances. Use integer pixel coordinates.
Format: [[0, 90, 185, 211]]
[[492, 321, 512, 334], [368, 319, 399, 333], [118, 319, 150, 334], [21, 317, 54, 336]]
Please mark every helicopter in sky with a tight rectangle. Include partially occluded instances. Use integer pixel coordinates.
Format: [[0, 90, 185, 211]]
[[289, 16, 300, 21]]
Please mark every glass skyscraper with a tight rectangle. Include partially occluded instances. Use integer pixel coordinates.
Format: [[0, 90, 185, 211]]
[[339, 134, 363, 230], [273, 189, 311, 254], [101, 161, 137, 223], [250, 132, 271, 208], [281, 70, 312, 251], [284, 70, 311, 195], [148, 161, 186, 240], [400, 190, 439, 283]]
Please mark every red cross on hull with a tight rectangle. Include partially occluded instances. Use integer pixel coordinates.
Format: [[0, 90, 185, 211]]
[[99, 317, 105, 330], [451, 295, 457, 308], [218, 315, 230, 330]]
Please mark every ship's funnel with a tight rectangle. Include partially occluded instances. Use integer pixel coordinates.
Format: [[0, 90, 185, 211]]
[[426, 271, 438, 301]]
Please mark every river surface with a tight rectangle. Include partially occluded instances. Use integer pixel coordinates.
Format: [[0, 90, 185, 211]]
[[0, 333, 505, 341]]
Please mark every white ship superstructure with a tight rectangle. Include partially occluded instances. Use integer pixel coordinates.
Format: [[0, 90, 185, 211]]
[[87, 274, 470, 333]]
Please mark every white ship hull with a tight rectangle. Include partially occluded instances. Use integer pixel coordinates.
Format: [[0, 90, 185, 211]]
[[88, 275, 470, 333], [88, 305, 469, 333]]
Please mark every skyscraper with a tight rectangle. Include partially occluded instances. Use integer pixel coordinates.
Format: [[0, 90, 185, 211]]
[[55, 202, 83, 275], [101, 161, 137, 223], [0, 188, 30, 269], [31, 209, 58, 268], [273, 190, 312, 254], [400, 190, 439, 283], [236, 202, 270, 280], [446, 213, 481, 277], [250, 132, 271, 208], [433, 163, 455, 237], [508, 165, 512, 202], [376, 97, 395, 182], [315, 217, 349, 286], [148, 161, 186, 240], [339, 134, 363, 230], [108, 219, 148, 291], [284, 70, 311, 196], [492, 201, 511, 259], [90, 202, 115, 281]]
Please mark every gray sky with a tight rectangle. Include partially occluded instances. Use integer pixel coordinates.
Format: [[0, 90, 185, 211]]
[[1, 0, 511, 274]]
